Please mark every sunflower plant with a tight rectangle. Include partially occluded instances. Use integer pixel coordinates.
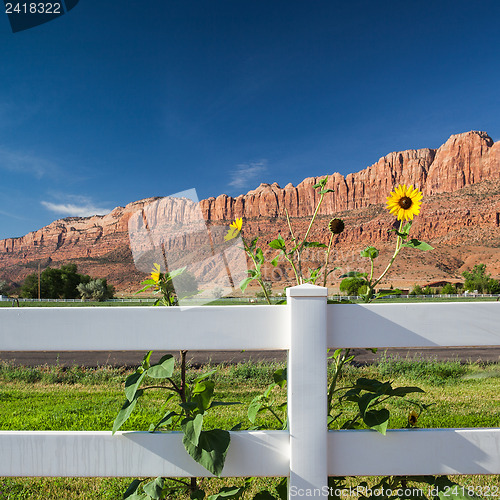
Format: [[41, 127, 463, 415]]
[[341, 184, 433, 303]]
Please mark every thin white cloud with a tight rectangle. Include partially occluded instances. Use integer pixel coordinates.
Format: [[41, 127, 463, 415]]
[[41, 195, 112, 217], [228, 160, 268, 190], [0, 146, 59, 178]]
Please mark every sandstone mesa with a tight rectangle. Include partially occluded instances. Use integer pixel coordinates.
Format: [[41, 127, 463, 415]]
[[1, 131, 499, 293]]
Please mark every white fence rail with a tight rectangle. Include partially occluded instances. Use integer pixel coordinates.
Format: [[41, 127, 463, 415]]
[[1, 284, 500, 498]]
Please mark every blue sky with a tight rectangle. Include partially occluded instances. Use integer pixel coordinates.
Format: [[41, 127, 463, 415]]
[[1, 0, 500, 240]]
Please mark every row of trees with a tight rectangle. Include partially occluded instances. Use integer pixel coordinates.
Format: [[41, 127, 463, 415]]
[[339, 264, 500, 296], [20, 264, 114, 301]]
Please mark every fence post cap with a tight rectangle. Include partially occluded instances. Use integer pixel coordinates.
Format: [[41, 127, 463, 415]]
[[286, 284, 328, 297]]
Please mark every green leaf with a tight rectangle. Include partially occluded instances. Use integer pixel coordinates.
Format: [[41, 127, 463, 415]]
[[167, 266, 187, 281], [147, 354, 175, 379], [270, 256, 279, 266], [151, 410, 178, 432], [112, 389, 143, 434], [124, 371, 146, 402], [191, 490, 206, 500], [182, 429, 231, 477], [269, 237, 286, 250], [273, 367, 287, 388], [143, 477, 165, 500], [363, 408, 389, 435], [252, 492, 276, 500], [354, 378, 391, 394], [248, 395, 264, 423], [182, 414, 204, 447], [319, 188, 334, 194], [123, 479, 143, 499], [255, 247, 264, 265], [141, 351, 153, 371], [358, 393, 380, 417], [239, 276, 254, 292], [302, 241, 327, 248], [360, 246, 379, 259], [390, 386, 425, 397], [192, 380, 215, 413], [207, 486, 245, 500], [194, 369, 217, 383], [402, 239, 434, 251], [276, 478, 288, 500]]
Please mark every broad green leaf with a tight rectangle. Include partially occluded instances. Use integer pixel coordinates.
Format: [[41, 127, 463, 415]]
[[167, 266, 187, 280], [194, 369, 217, 383], [239, 276, 254, 292], [182, 429, 230, 477], [112, 389, 143, 434], [402, 239, 434, 251], [269, 238, 286, 250], [255, 247, 264, 264], [271, 256, 279, 266], [191, 490, 206, 500], [192, 380, 215, 413], [147, 354, 175, 379], [124, 371, 146, 402], [207, 486, 245, 500], [319, 188, 334, 194], [353, 378, 390, 393], [123, 479, 143, 499], [252, 491, 276, 500], [182, 414, 204, 447], [273, 367, 287, 388], [363, 408, 389, 435], [360, 246, 379, 259], [390, 386, 425, 397], [276, 478, 288, 500], [248, 395, 264, 423], [143, 477, 165, 500], [358, 393, 380, 416], [263, 383, 277, 398]]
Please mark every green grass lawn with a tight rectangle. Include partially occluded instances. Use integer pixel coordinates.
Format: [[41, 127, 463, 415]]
[[0, 359, 499, 499]]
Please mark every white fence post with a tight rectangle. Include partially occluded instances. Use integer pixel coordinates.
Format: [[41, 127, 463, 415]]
[[287, 284, 328, 498]]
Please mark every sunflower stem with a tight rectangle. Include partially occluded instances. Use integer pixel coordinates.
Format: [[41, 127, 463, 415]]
[[322, 232, 335, 288]]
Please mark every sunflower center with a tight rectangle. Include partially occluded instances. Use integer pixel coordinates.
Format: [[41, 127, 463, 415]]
[[398, 196, 413, 209]]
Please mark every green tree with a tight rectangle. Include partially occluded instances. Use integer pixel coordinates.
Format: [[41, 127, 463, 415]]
[[21, 264, 106, 299], [0, 280, 10, 295], [77, 278, 114, 301], [409, 284, 424, 296], [462, 264, 491, 293], [339, 276, 366, 296], [440, 283, 457, 294]]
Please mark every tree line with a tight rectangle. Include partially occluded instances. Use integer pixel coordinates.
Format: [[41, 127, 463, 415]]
[[19, 264, 114, 301]]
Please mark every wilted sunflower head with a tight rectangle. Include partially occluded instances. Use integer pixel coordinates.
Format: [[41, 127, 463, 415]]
[[408, 410, 418, 426], [328, 218, 345, 234], [386, 185, 423, 221]]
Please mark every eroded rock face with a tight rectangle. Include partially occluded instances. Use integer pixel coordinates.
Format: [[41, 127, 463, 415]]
[[1, 131, 499, 292]]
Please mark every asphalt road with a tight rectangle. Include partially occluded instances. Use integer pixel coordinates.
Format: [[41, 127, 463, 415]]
[[1, 347, 500, 368]]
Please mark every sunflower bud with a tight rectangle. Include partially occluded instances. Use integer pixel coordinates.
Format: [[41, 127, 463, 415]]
[[328, 218, 345, 234]]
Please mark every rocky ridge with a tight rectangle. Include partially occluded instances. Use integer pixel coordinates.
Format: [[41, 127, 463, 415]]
[[1, 131, 499, 293]]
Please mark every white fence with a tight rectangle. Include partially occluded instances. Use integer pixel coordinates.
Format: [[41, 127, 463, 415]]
[[1, 284, 500, 498]]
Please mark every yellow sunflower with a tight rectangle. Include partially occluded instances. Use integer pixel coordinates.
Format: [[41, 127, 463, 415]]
[[151, 263, 161, 283], [224, 217, 243, 241], [386, 185, 423, 221]]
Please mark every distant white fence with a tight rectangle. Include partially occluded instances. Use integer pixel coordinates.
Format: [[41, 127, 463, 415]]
[[1, 284, 500, 498]]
